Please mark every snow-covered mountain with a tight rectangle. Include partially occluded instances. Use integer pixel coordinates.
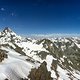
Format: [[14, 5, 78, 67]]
[[0, 27, 80, 80]]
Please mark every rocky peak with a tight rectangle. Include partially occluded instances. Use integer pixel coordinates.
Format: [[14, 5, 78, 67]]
[[0, 27, 22, 43], [3, 27, 12, 33], [1, 27, 17, 37]]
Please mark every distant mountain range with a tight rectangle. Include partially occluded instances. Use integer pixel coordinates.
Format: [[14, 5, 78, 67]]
[[0, 27, 80, 80], [27, 33, 80, 39]]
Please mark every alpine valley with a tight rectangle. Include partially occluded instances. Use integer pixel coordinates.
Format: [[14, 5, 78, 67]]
[[0, 27, 80, 80]]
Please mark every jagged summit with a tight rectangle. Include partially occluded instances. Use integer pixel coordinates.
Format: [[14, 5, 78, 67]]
[[0, 27, 22, 43], [1, 27, 17, 37], [3, 27, 12, 33], [0, 27, 80, 80]]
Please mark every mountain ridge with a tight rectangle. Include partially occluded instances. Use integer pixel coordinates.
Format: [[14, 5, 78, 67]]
[[0, 27, 80, 80]]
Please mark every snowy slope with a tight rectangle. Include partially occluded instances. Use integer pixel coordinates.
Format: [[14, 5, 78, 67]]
[[0, 27, 80, 80]]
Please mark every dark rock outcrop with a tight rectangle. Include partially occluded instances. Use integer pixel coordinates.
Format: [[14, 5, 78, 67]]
[[28, 61, 53, 80]]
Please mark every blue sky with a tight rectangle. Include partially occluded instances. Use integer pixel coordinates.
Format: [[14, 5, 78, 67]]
[[0, 0, 80, 35]]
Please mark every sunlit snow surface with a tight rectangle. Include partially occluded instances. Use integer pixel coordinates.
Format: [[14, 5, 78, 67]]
[[0, 28, 80, 80]]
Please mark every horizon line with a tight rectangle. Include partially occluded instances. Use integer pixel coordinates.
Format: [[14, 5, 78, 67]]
[[21, 33, 80, 38]]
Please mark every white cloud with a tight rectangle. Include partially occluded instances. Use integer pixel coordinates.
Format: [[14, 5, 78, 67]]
[[11, 12, 16, 17], [11, 13, 14, 16], [1, 8, 5, 11]]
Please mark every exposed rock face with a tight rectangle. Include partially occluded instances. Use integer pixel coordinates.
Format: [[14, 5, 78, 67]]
[[3, 27, 12, 33], [0, 49, 8, 62], [20, 78, 28, 80], [28, 61, 53, 80], [0, 28, 80, 80]]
